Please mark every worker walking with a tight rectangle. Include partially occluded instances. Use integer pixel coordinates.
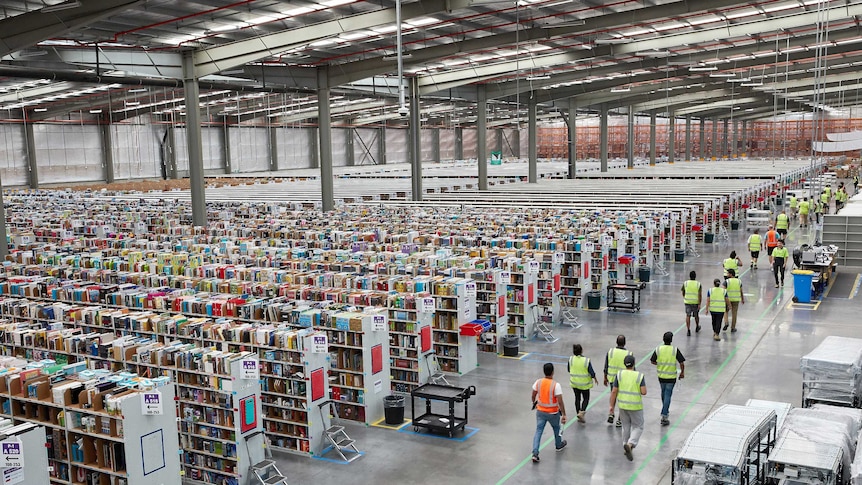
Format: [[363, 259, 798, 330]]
[[650, 331, 685, 426], [723, 268, 745, 332], [723, 251, 742, 279], [765, 225, 779, 265], [820, 189, 830, 215], [789, 194, 798, 220], [799, 198, 810, 227], [747, 229, 762, 269], [681, 271, 702, 336], [609, 355, 646, 461], [568, 344, 599, 423], [605, 335, 633, 427], [531, 363, 567, 463], [772, 240, 790, 288], [775, 210, 790, 239], [704, 278, 729, 341]]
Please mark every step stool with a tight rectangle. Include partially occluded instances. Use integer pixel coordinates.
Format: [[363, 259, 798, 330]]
[[532, 306, 558, 343], [559, 307, 581, 330], [251, 460, 289, 485], [322, 423, 362, 463]]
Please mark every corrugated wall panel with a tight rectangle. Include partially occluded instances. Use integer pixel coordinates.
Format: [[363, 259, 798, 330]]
[[421, 129, 435, 162], [34, 124, 102, 184], [331, 128, 348, 167], [0, 125, 29, 186], [277, 127, 315, 169], [462, 129, 478, 159], [230, 127, 269, 173], [353, 128, 380, 166], [386, 128, 408, 164], [111, 120, 162, 180], [439, 129, 455, 161]]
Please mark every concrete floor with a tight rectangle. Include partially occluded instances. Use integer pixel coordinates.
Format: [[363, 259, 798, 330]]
[[272, 218, 860, 485]]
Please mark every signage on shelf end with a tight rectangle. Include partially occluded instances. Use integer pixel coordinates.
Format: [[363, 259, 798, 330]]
[[141, 390, 164, 416]]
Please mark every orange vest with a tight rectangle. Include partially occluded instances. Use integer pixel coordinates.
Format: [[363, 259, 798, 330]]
[[536, 378, 559, 413], [766, 230, 778, 247]]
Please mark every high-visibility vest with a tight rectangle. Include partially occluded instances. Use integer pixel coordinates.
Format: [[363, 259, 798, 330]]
[[773, 247, 790, 260], [683, 280, 701, 305], [607, 348, 632, 383], [825, 187, 832, 199], [655, 345, 678, 380], [765, 230, 778, 247], [709, 287, 727, 313], [789, 196, 798, 208], [776, 213, 789, 230], [616, 370, 644, 411], [748, 234, 762, 252], [726, 278, 742, 302], [821, 192, 829, 204], [569, 356, 593, 390], [535, 378, 559, 413], [723, 258, 738, 272], [799, 201, 810, 214]]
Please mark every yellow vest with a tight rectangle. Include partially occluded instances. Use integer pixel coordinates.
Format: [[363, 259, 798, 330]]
[[748, 234, 762, 252], [776, 213, 789, 230], [616, 370, 644, 411], [569, 356, 592, 390], [683, 280, 700, 305], [726, 278, 742, 302], [799, 201, 809, 214], [723, 258, 738, 271], [655, 345, 678, 380], [773, 247, 790, 260], [709, 287, 727, 312], [607, 348, 632, 383], [789, 196, 797, 208]]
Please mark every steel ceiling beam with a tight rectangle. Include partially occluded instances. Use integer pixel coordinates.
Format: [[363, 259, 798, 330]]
[[0, 0, 145, 58], [0, 81, 74, 104]]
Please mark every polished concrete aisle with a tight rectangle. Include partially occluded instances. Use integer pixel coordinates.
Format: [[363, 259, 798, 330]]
[[274, 219, 858, 485]]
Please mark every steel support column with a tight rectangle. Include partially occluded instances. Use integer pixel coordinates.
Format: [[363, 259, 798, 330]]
[[723, 119, 729, 158], [317, 66, 335, 211], [101, 117, 115, 184], [378, 126, 387, 164], [455, 127, 464, 161], [409, 77, 423, 199], [24, 122, 38, 189], [165, 126, 177, 179], [0, 173, 7, 259], [528, 97, 538, 182], [432, 129, 441, 163], [567, 97, 577, 178], [269, 126, 279, 171], [182, 51, 207, 227], [477, 85, 488, 191], [627, 109, 634, 169], [699, 118, 706, 160], [310, 126, 319, 169], [742, 120, 748, 157], [649, 111, 657, 166], [600, 103, 608, 172], [731, 120, 738, 158], [222, 122, 232, 174], [668, 111, 675, 164], [711, 119, 718, 159], [685, 116, 692, 161]]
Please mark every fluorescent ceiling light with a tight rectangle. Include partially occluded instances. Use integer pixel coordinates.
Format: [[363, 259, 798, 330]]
[[41, 0, 80, 13], [125, 102, 140, 106], [610, 87, 631, 93], [89, 109, 102, 114], [310, 39, 337, 47], [382, 54, 412, 60], [526, 75, 551, 80], [339, 31, 373, 41], [373, 24, 399, 34], [33, 108, 48, 112], [321, 0, 354, 6], [740, 82, 763, 86], [689, 66, 718, 72], [283, 6, 315, 16], [709, 72, 736, 78], [595, 38, 629, 45], [726, 78, 751, 83], [544, 20, 585, 27], [407, 17, 438, 26], [635, 50, 670, 57]]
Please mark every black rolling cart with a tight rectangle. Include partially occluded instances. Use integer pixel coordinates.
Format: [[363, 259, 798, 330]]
[[410, 383, 476, 437], [606, 283, 642, 312]]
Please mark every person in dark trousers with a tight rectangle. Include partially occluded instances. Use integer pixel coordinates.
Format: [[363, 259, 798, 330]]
[[650, 331, 685, 426], [531, 363, 567, 463], [723, 268, 745, 332], [568, 343, 599, 423], [604, 335, 633, 428], [609, 355, 646, 461], [772, 239, 790, 288], [704, 278, 729, 341], [681, 271, 702, 336]]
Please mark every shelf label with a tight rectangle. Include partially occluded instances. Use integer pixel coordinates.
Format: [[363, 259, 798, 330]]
[[465, 281, 477, 298], [500, 271, 511, 284], [373, 315, 386, 331], [528, 261, 539, 274], [419, 297, 436, 314], [619, 230, 629, 241], [583, 242, 594, 253], [553, 252, 565, 264], [374, 380, 383, 394], [0, 438, 22, 470], [141, 390, 163, 416], [312, 334, 329, 353], [1, 466, 22, 485], [241, 358, 260, 380], [601, 235, 613, 247]]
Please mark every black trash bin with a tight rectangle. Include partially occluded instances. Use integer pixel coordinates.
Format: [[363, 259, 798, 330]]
[[638, 266, 651, 283], [730, 220, 740, 230], [503, 335, 519, 357], [586, 291, 601, 310], [383, 395, 405, 425], [704, 233, 715, 244], [674, 249, 686, 262]]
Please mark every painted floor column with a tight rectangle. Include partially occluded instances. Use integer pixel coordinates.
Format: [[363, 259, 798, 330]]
[[181, 50, 207, 227]]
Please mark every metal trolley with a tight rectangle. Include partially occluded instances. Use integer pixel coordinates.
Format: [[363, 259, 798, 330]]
[[800, 336, 862, 409], [673, 404, 778, 484]]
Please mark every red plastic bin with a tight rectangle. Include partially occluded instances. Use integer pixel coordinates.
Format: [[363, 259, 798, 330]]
[[459, 323, 484, 336]]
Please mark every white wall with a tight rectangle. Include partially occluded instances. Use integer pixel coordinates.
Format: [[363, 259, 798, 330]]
[[462, 129, 478, 160], [353, 127, 380, 166], [33, 124, 102, 184], [385, 128, 408, 164], [229, 126, 269, 173], [0, 125, 29, 186], [112, 120, 162, 180], [439, 129, 456, 161], [276, 127, 315, 169]]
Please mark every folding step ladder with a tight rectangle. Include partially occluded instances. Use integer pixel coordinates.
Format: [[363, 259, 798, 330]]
[[559, 302, 581, 330], [653, 259, 669, 277], [319, 402, 362, 463], [532, 306, 558, 343], [717, 223, 730, 242], [426, 353, 451, 386], [250, 460, 289, 485]]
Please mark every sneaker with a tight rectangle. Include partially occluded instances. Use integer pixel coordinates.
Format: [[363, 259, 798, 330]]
[[623, 443, 633, 461], [723, 323, 729, 331], [731, 328, 737, 333], [695, 324, 701, 333], [615, 419, 622, 428], [556, 440, 567, 452], [577, 411, 585, 423], [775, 284, 779, 288], [607, 413, 615, 424], [687, 329, 691, 337], [532, 454, 540, 463], [661, 416, 670, 426], [713, 334, 721, 341]]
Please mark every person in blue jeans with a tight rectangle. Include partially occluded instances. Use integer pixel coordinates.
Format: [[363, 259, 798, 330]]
[[649, 331, 685, 426], [531, 362, 568, 462]]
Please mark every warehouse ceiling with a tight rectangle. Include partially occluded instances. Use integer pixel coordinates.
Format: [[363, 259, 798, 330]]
[[0, 0, 860, 126]]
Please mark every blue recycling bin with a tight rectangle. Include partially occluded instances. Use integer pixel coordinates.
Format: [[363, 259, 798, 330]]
[[792, 270, 815, 303]]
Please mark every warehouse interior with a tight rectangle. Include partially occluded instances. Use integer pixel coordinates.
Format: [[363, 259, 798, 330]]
[[0, 1, 862, 485]]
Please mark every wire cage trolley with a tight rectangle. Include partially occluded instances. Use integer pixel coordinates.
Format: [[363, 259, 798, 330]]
[[410, 383, 476, 438], [801, 336, 862, 409], [766, 406, 862, 485], [673, 404, 779, 485]]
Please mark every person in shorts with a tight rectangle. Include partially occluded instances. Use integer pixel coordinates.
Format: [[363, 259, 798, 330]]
[[680, 271, 702, 337]]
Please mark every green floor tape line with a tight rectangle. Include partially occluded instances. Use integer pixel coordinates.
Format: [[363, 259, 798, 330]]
[[624, 289, 782, 485]]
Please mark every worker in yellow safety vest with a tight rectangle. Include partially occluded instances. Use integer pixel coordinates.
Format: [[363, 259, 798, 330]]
[[799, 198, 810, 227], [775, 210, 789, 238], [723, 250, 742, 278], [821, 190, 830, 215], [531, 363, 567, 462], [789, 195, 798, 219], [568, 343, 599, 423], [704, 278, 729, 341], [681, 271, 702, 336], [604, 335, 633, 427], [609, 355, 646, 461], [650, 331, 685, 426], [747, 229, 762, 269], [723, 268, 745, 333]]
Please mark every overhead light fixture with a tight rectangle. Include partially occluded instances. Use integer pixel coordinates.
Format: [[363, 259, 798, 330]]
[[610, 86, 631, 93], [383, 54, 412, 60], [128, 88, 148, 93], [543, 20, 586, 28], [635, 50, 670, 57], [726, 78, 751, 83], [16, 48, 48, 58], [33, 108, 48, 112], [689, 66, 718, 72], [595, 38, 629, 45], [125, 101, 140, 106], [89, 109, 102, 114], [740, 82, 764, 87], [526, 75, 551, 81], [41, 0, 81, 13], [709, 72, 736, 78]]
